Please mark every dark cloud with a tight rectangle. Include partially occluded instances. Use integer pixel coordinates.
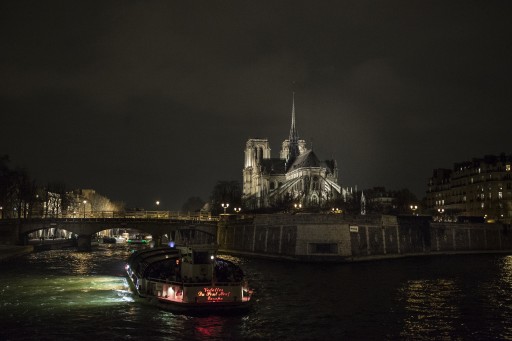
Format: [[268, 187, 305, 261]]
[[2, 1, 512, 209]]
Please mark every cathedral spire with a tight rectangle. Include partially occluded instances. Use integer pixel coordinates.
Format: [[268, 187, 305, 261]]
[[287, 92, 300, 164]]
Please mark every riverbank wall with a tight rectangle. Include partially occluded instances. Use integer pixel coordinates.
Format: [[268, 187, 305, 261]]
[[217, 214, 512, 262]]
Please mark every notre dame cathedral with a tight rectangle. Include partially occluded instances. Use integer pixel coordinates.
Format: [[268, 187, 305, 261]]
[[242, 95, 342, 209]]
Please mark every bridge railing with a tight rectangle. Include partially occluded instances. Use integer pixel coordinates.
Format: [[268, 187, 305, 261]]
[[5, 211, 219, 222]]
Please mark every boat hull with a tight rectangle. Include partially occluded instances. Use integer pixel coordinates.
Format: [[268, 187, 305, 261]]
[[152, 297, 252, 315], [125, 245, 253, 315], [126, 276, 252, 315]]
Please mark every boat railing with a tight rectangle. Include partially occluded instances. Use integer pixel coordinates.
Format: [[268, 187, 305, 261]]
[[183, 281, 242, 287], [146, 277, 182, 286], [146, 277, 243, 287]]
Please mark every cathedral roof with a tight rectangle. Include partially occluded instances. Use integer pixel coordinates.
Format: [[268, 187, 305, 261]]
[[260, 158, 286, 174], [289, 150, 321, 169], [287, 150, 337, 175]]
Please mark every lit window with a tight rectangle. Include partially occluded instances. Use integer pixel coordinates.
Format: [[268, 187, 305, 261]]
[[499, 192, 503, 199], [507, 164, 511, 172], [481, 203, 485, 208]]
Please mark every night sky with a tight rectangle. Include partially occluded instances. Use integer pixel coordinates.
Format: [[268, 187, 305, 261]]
[[2, 1, 512, 210]]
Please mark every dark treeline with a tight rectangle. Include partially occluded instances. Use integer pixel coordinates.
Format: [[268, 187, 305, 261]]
[[0, 154, 40, 219], [1, 154, 419, 219], [0, 154, 118, 219]]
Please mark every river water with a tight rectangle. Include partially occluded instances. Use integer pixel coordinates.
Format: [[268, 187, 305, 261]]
[[1, 244, 511, 340]]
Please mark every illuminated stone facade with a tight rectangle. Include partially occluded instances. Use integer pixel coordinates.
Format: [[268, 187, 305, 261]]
[[426, 154, 512, 223], [218, 214, 512, 261], [242, 96, 341, 209]]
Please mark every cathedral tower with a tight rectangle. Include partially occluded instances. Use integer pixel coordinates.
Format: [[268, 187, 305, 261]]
[[280, 93, 307, 160], [242, 139, 271, 207]]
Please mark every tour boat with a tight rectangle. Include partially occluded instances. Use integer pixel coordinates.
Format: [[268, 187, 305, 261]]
[[125, 244, 253, 314], [126, 234, 150, 245], [114, 236, 126, 243]]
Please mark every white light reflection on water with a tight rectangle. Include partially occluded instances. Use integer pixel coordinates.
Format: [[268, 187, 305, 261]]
[[1, 275, 133, 311]]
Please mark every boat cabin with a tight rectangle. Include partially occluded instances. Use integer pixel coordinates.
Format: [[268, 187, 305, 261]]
[[126, 244, 252, 309]]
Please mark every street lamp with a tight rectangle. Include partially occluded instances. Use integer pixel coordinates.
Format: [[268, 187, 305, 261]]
[[234, 207, 241, 213], [410, 205, 418, 216], [294, 203, 302, 209], [83, 200, 87, 218], [221, 203, 229, 214], [437, 208, 444, 222]]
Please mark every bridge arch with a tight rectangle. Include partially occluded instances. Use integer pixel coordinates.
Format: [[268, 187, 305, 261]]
[[1, 218, 219, 250]]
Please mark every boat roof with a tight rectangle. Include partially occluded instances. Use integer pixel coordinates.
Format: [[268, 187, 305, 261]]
[[176, 243, 219, 254], [127, 247, 180, 277]]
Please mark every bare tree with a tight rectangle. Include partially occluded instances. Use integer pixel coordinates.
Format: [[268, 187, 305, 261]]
[[181, 196, 205, 212], [210, 180, 241, 214], [87, 192, 118, 215], [7, 168, 37, 219]]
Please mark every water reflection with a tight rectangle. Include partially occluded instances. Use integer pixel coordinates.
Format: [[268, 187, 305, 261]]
[[495, 255, 512, 339], [1, 246, 512, 340], [398, 279, 461, 339], [501, 255, 512, 286], [25, 250, 100, 275], [193, 315, 225, 339]]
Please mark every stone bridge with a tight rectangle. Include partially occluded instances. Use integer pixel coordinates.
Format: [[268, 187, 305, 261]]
[[0, 218, 219, 251]]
